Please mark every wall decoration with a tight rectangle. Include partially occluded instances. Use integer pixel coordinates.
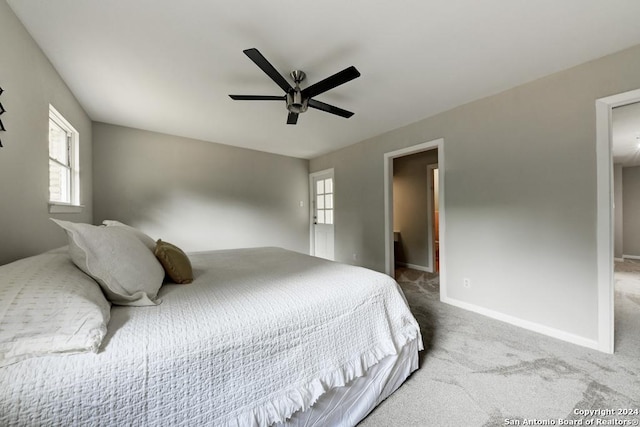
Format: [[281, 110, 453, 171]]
[[0, 86, 5, 147]]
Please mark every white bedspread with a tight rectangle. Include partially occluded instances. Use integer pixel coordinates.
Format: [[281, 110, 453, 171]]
[[0, 247, 422, 426]]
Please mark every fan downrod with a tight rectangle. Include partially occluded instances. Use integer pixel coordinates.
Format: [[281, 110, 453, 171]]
[[290, 70, 306, 84]]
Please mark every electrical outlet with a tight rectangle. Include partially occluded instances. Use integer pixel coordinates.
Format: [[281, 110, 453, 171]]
[[463, 278, 471, 288], [352, 253, 358, 261]]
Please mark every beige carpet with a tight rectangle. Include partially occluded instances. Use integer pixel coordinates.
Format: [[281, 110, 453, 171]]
[[359, 265, 640, 427]]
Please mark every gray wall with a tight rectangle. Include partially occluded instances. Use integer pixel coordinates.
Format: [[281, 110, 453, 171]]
[[311, 44, 640, 343], [623, 166, 640, 257], [614, 164, 624, 259], [0, 0, 93, 265], [393, 149, 438, 269], [93, 123, 309, 254]]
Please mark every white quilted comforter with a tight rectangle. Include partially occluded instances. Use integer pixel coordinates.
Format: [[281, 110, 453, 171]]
[[0, 247, 422, 426]]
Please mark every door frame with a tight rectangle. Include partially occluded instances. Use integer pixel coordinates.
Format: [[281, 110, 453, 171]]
[[384, 138, 445, 282], [595, 88, 640, 354], [427, 163, 439, 273], [309, 168, 335, 257]]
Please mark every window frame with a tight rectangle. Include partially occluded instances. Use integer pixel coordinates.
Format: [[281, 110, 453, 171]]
[[48, 105, 82, 213]]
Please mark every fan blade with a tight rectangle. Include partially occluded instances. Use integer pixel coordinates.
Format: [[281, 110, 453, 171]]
[[301, 66, 360, 99], [243, 48, 293, 93], [287, 112, 299, 125], [308, 99, 354, 118], [229, 95, 284, 101]]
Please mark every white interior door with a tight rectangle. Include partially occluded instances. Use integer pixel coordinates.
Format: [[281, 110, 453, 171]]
[[311, 170, 335, 260]]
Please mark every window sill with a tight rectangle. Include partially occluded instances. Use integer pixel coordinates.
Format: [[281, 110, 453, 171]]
[[49, 203, 84, 214]]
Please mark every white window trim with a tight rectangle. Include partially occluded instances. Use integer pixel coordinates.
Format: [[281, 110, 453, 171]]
[[49, 202, 84, 214], [48, 105, 83, 213]]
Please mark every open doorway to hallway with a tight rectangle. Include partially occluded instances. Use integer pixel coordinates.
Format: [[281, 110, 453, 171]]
[[611, 102, 640, 354], [392, 149, 438, 275]]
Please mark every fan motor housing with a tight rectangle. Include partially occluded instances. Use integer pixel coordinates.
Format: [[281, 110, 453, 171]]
[[287, 70, 309, 114], [286, 90, 308, 114]]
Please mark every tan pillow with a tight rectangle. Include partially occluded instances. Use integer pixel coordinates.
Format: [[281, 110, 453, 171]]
[[154, 240, 194, 284]]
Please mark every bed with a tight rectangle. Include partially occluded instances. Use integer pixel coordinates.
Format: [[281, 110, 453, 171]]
[[0, 221, 422, 426]]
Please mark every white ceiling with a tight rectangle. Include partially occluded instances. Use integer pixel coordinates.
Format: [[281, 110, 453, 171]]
[[613, 102, 640, 167], [8, 1, 640, 159]]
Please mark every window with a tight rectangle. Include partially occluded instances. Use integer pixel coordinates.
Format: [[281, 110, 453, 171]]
[[315, 177, 333, 225], [49, 105, 81, 212]]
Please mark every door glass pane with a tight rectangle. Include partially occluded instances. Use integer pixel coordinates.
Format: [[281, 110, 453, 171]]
[[316, 180, 324, 195], [325, 210, 333, 225], [325, 194, 333, 209], [325, 178, 333, 194], [317, 195, 324, 209], [317, 210, 325, 224]]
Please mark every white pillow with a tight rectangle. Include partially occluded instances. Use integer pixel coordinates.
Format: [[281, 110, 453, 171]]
[[102, 220, 156, 251], [51, 219, 164, 306], [0, 252, 111, 367]]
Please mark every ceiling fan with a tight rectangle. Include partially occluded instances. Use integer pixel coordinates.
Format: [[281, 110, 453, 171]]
[[229, 48, 360, 125]]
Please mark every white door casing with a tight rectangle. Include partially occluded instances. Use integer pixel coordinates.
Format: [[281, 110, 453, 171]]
[[427, 163, 439, 273], [384, 139, 445, 281]]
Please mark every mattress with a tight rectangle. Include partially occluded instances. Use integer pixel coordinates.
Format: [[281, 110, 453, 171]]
[[0, 247, 422, 426]]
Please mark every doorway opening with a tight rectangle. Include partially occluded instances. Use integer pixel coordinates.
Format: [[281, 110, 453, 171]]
[[384, 138, 445, 294], [596, 88, 640, 354], [391, 151, 438, 273], [609, 100, 640, 355]]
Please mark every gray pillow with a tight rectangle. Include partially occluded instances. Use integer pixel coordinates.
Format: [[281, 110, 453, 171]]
[[102, 220, 156, 251], [52, 219, 164, 306], [0, 252, 111, 367]]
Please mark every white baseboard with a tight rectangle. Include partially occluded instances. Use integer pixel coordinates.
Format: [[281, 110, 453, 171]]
[[440, 295, 600, 351], [614, 257, 624, 262], [396, 262, 433, 273], [622, 254, 640, 260]]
